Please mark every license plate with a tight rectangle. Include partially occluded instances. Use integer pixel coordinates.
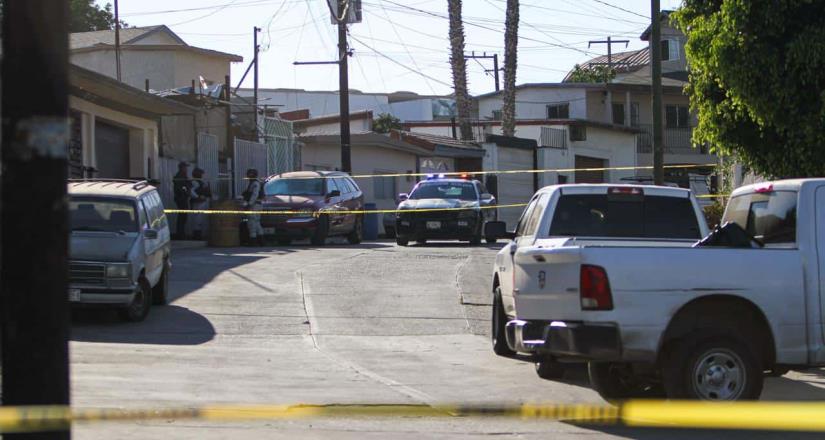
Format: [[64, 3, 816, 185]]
[[426, 221, 441, 230], [263, 227, 275, 235], [69, 289, 81, 302]]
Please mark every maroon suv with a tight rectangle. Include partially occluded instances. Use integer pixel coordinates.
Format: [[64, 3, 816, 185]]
[[260, 171, 364, 246]]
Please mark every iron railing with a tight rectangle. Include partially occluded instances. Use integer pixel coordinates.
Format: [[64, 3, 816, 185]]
[[636, 124, 709, 155]]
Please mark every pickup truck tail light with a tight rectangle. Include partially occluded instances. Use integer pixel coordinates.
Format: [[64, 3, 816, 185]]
[[580, 265, 613, 311]]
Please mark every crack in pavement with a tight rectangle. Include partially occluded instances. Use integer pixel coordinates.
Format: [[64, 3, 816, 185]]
[[295, 269, 436, 405]]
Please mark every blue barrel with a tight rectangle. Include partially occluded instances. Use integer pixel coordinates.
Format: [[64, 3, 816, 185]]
[[363, 203, 379, 240]]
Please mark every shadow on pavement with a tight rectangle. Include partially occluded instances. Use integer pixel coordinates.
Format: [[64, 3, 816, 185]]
[[410, 241, 506, 250], [572, 425, 824, 440], [71, 305, 215, 345]]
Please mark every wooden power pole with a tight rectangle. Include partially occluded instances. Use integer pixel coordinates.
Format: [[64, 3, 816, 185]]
[[1, 1, 72, 439], [337, 0, 352, 173], [651, 0, 665, 185]]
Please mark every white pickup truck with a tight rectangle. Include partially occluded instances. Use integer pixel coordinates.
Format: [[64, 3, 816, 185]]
[[490, 179, 825, 402]]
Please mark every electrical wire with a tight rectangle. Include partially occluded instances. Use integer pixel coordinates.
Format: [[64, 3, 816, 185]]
[[167, 0, 243, 26], [348, 33, 453, 88], [377, 0, 438, 95], [587, 0, 650, 19]]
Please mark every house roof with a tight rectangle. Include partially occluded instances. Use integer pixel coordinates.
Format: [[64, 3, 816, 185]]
[[563, 48, 650, 81], [641, 10, 676, 41], [70, 25, 242, 62], [70, 64, 197, 118], [297, 132, 434, 157], [389, 131, 485, 158], [402, 118, 642, 134], [292, 110, 374, 127]]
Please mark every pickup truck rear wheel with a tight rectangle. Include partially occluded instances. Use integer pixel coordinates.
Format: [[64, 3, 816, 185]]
[[492, 288, 515, 356], [662, 335, 763, 401], [588, 362, 665, 402]]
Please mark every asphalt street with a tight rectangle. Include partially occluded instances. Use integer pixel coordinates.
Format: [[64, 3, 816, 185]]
[[69, 240, 825, 439]]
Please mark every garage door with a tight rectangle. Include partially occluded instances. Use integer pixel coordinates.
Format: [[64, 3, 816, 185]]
[[95, 120, 130, 178], [574, 155, 606, 183], [496, 147, 534, 230]]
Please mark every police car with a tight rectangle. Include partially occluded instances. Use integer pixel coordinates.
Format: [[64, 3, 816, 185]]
[[395, 174, 497, 246]]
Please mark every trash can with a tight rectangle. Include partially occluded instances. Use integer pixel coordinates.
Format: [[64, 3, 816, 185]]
[[363, 202, 379, 241], [208, 199, 243, 247]]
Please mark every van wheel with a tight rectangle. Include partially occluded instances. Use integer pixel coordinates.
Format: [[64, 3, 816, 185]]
[[347, 216, 363, 244], [492, 287, 515, 356], [311, 216, 328, 246], [588, 362, 666, 403], [120, 279, 152, 322], [152, 264, 169, 305], [535, 356, 566, 380], [662, 335, 763, 401]]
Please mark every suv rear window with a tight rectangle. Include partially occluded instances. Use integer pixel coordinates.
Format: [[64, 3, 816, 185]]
[[548, 194, 701, 239], [723, 191, 797, 245]]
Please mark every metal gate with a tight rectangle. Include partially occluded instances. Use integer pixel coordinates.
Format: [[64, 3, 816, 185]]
[[197, 133, 221, 198], [233, 138, 269, 196], [263, 117, 300, 174], [496, 146, 536, 229]]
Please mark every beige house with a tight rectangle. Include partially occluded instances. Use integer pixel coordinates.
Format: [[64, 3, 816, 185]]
[[70, 25, 242, 91], [68, 65, 197, 180]]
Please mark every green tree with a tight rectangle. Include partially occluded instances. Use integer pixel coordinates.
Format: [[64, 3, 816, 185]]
[[70, 0, 127, 33], [373, 113, 402, 134], [673, 1, 825, 178], [565, 64, 616, 83]]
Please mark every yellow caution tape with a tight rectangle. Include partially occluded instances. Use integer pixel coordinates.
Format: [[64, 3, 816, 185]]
[[4, 401, 825, 433], [165, 203, 529, 216]]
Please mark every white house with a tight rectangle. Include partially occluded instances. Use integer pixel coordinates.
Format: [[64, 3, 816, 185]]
[[70, 25, 243, 91]]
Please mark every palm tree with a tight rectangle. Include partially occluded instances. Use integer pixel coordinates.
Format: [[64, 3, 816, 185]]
[[447, 0, 473, 140], [501, 0, 519, 137]]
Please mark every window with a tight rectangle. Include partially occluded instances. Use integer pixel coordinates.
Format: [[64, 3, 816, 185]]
[[515, 195, 539, 237], [138, 199, 149, 230], [723, 191, 798, 245], [548, 194, 701, 239], [661, 38, 680, 61], [327, 177, 340, 194], [145, 192, 166, 229], [630, 102, 640, 126], [70, 197, 138, 233], [546, 103, 569, 119], [569, 124, 586, 141], [334, 178, 351, 194], [372, 172, 397, 200], [665, 105, 690, 128], [264, 178, 325, 196], [346, 177, 360, 193], [409, 181, 476, 201], [491, 109, 502, 120], [521, 193, 548, 237], [611, 103, 625, 125]]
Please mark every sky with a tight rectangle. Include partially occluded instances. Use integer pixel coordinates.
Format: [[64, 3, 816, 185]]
[[107, 0, 683, 97]]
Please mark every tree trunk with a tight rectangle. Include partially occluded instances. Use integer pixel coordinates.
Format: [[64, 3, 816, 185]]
[[447, 0, 473, 141], [501, 0, 519, 137]]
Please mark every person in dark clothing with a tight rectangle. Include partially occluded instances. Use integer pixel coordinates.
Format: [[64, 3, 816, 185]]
[[173, 161, 192, 240]]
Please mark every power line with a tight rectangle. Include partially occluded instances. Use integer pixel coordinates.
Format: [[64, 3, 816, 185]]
[[120, 0, 299, 17], [168, 0, 243, 26], [587, 0, 650, 19], [348, 33, 453, 88], [490, 0, 648, 25], [377, 0, 438, 95]]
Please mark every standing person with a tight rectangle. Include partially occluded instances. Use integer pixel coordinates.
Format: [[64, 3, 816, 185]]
[[172, 161, 192, 240], [242, 168, 264, 246], [190, 167, 212, 241]]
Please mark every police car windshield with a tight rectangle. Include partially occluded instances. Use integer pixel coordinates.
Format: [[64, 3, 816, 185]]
[[70, 197, 138, 233], [410, 182, 476, 200], [265, 178, 324, 196]]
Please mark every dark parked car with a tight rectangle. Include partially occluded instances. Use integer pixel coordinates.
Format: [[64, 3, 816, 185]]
[[260, 171, 364, 246], [395, 175, 497, 246]]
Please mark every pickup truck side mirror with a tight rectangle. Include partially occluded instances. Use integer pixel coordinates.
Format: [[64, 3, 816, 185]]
[[397, 193, 409, 203], [144, 229, 159, 239]]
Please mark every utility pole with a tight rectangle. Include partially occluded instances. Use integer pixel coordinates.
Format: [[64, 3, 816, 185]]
[[337, 0, 352, 173], [587, 36, 630, 82], [253, 26, 261, 142], [114, 0, 122, 81], [464, 51, 500, 91], [2, 1, 72, 439], [650, 0, 665, 185]]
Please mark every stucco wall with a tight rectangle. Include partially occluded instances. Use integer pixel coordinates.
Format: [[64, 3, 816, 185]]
[[299, 118, 372, 136], [243, 89, 393, 117], [69, 95, 160, 179], [478, 87, 588, 120]]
